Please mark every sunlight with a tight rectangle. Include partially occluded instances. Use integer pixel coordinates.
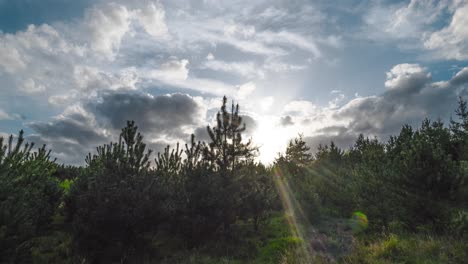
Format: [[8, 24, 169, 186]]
[[273, 166, 315, 262], [251, 116, 294, 164]]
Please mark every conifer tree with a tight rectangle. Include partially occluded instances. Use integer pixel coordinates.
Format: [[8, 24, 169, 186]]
[[284, 134, 313, 166], [450, 96, 468, 160], [67, 121, 160, 262], [204, 96, 258, 234], [0, 131, 61, 262], [206, 96, 256, 172]]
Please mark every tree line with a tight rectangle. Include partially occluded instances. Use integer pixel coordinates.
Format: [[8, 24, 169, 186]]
[[0, 96, 466, 263]]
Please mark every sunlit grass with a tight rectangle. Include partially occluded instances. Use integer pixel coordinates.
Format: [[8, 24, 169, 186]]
[[273, 166, 315, 263]]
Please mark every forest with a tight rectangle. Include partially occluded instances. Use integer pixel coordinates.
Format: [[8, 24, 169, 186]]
[[0, 96, 467, 263]]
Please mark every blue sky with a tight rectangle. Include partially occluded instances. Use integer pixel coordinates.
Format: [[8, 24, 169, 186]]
[[1, 0, 468, 164]]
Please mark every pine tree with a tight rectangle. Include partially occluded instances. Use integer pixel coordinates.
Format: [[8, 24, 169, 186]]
[[450, 96, 468, 161], [204, 96, 258, 234], [67, 121, 160, 262], [285, 134, 313, 166], [0, 131, 61, 262], [206, 96, 257, 172]]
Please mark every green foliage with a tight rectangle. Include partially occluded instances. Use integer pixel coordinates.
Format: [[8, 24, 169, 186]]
[[388, 120, 466, 231], [344, 233, 467, 264], [206, 96, 257, 171], [3, 96, 468, 263], [62, 98, 276, 261], [0, 130, 62, 263], [59, 179, 73, 194], [348, 135, 395, 230], [257, 236, 303, 263], [29, 231, 73, 264], [66, 121, 160, 262]]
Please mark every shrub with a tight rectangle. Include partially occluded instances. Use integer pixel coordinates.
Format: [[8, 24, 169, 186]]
[[0, 131, 62, 262]]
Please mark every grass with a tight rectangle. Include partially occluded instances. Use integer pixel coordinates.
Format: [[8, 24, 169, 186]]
[[342, 233, 467, 264]]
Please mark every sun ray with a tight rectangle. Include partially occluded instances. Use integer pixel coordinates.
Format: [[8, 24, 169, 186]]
[[273, 166, 315, 262]]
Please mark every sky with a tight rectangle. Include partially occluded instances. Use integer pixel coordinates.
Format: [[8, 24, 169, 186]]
[[1, 0, 468, 164]]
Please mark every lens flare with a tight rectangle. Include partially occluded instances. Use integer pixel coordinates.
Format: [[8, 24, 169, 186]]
[[350, 211, 368, 233]]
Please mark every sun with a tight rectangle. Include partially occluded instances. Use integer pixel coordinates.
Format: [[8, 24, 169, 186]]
[[251, 116, 295, 164]]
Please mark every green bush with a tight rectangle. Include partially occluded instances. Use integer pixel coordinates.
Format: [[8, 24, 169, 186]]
[[65, 121, 161, 262], [0, 131, 62, 263]]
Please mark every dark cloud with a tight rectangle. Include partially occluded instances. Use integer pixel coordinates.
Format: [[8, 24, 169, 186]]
[[30, 118, 106, 146], [28, 92, 207, 165], [241, 115, 257, 135], [193, 126, 210, 142], [333, 65, 468, 140], [450, 67, 468, 86], [304, 131, 357, 154], [280, 115, 294, 126], [296, 65, 468, 157], [28, 108, 109, 165], [88, 92, 204, 137]]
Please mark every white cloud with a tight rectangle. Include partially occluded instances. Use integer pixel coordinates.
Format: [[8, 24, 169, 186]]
[[263, 59, 307, 73], [0, 43, 26, 73], [19, 78, 46, 94], [0, 109, 12, 120], [259, 30, 322, 58], [364, 0, 468, 60], [364, 0, 447, 41], [206, 53, 215, 60], [202, 59, 263, 78], [328, 92, 346, 109], [147, 58, 189, 81], [0, 24, 82, 75], [260, 96, 275, 112], [134, 2, 169, 38], [385, 63, 431, 91], [84, 3, 131, 59], [73, 66, 139, 92], [284, 100, 318, 116], [237, 82, 256, 99], [424, 3, 468, 60]]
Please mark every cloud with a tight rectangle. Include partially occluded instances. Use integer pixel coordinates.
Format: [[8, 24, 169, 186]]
[[73, 65, 139, 92], [364, 0, 468, 60], [364, 0, 447, 41], [28, 105, 109, 164], [28, 92, 207, 164], [30, 110, 107, 146], [451, 67, 468, 86], [301, 64, 468, 151], [237, 82, 256, 99], [19, 78, 46, 94], [304, 132, 357, 153], [384, 63, 431, 93], [147, 58, 189, 82], [193, 126, 210, 142], [280, 115, 294, 126], [0, 109, 12, 120], [84, 2, 169, 59], [0, 42, 26, 73], [241, 115, 257, 136], [0, 24, 83, 98], [134, 2, 169, 38], [423, 3, 468, 60], [202, 59, 262, 79], [284, 100, 318, 116], [89, 92, 204, 137], [84, 3, 131, 59], [256, 63, 468, 159], [3, 0, 468, 165]]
